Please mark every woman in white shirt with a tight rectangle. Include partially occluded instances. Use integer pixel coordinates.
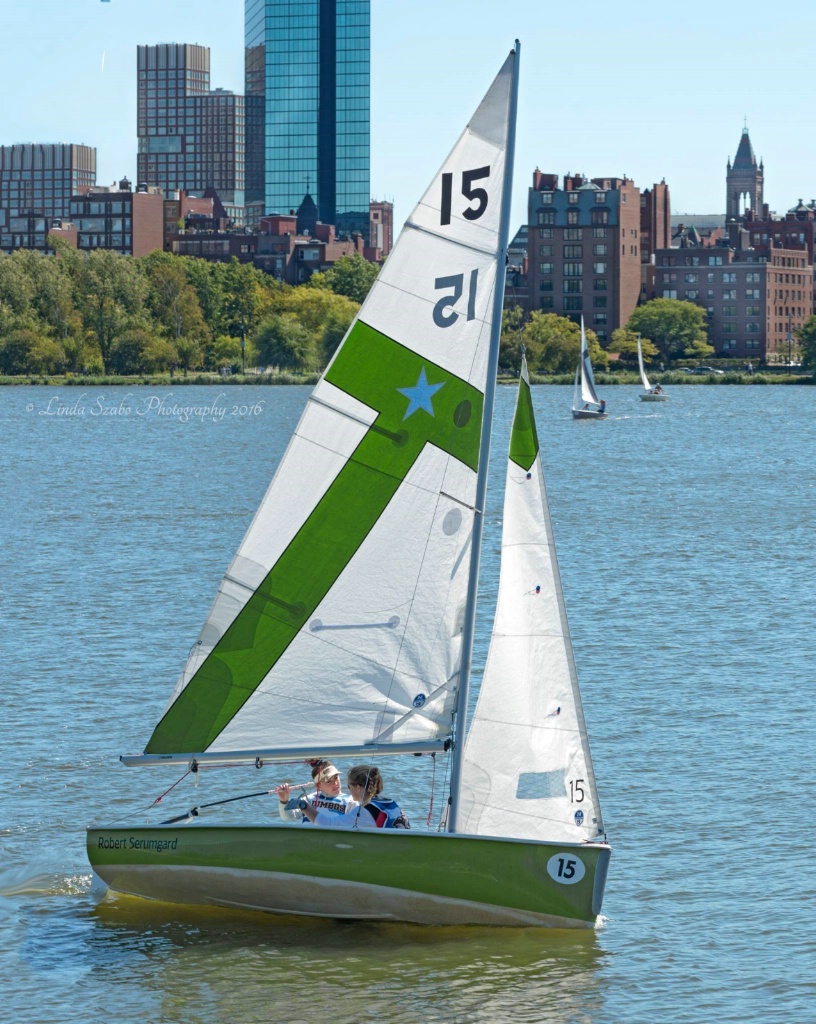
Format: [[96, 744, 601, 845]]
[[301, 764, 410, 829]]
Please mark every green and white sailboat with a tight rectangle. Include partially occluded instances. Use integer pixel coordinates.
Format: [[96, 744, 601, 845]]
[[87, 42, 612, 928]]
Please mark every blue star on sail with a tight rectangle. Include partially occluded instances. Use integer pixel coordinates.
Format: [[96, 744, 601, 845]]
[[397, 367, 445, 420]]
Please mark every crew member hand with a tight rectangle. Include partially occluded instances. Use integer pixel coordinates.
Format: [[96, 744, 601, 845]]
[[274, 783, 290, 803]]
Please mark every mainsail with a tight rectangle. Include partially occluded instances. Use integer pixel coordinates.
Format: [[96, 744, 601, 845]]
[[575, 317, 602, 409], [637, 333, 652, 391], [138, 51, 518, 761], [460, 356, 605, 843]]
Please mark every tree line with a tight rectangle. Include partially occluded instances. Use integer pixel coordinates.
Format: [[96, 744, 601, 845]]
[[4, 243, 812, 377], [0, 243, 379, 376]]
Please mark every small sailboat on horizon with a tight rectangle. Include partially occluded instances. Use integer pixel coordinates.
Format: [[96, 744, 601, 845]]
[[637, 333, 668, 401], [86, 42, 611, 929], [572, 318, 607, 419]]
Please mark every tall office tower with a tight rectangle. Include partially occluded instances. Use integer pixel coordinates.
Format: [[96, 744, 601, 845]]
[[0, 143, 96, 233], [245, 0, 370, 238], [137, 44, 245, 224]]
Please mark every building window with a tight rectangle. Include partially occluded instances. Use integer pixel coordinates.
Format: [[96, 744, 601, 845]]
[[723, 289, 737, 300], [723, 272, 737, 283], [686, 290, 699, 300], [539, 228, 553, 239], [592, 209, 609, 225], [594, 278, 607, 291], [539, 244, 552, 256], [540, 296, 554, 309], [540, 192, 553, 204], [564, 228, 582, 241], [745, 289, 760, 299], [663, 289, 677, 298], [567, 209, 579, 225], [537, 210, 555, 225], [593, 227, 607, 237], [594, 262, 606, 274], [595, 192, 606, 203], [708, 255, 723, 266], [539, 262, 553, 274], [593, 244, 607, 256], [594, 296, 607, 308], [563, 262, 582, 277], [745, 305, 760, 316], [539, 280, 553, 291], [563, 296, 582, 310], [563, 245, 583, 258], [684, 273, 699, 283], [594, 313, 607, 324], [746, 322, 760, 333], [722, 306, 737, 316], [568, 192, 579, 204], [564, 280, 583, 293]]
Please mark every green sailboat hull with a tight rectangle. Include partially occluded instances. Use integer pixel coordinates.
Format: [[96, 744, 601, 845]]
[[87, 824, 610, 928]]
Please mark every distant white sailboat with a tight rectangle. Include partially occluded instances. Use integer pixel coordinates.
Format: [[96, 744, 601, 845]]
[[572, 318, 607, 419], [637, 334, 668, 402]]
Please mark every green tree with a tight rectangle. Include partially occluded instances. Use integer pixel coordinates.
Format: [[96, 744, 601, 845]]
[[110, 330, 176, 374], [0, 329, 65, 375], [611, 328, 660, 364], [308, 252, 379, 303], [796, 316, 816, 370], [523, 313, 608, 374], [254, 313, 319, 372], [74, 251, 149, 372], [625, 299, 710, 361]]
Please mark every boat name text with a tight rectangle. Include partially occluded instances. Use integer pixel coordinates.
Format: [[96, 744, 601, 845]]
[[97, 836, 179, 852]]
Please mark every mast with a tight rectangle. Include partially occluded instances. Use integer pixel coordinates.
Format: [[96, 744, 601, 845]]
[[447, 40, 520, 834]]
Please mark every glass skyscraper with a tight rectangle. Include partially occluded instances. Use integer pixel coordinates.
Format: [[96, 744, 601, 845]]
[[245, 0, 370, 239]]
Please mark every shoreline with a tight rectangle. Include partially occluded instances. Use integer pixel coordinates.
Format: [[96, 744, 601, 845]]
[[1, 371, 812, 387]]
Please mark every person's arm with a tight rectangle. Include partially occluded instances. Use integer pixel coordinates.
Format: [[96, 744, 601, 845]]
[[273, 783, 304, 821], [310, 802, 377, 828]]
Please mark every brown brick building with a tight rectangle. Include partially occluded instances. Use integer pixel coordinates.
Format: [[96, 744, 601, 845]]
[[524, 171, 661, 344], [68, 179, 164, 257], [654, 242, 812, 361]]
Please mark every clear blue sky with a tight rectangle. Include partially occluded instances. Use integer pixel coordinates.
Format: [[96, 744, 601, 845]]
[[5, 0, 815, 231]]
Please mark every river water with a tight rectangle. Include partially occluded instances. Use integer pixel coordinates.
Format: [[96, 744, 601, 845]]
[[1, 384, 813, 1024]]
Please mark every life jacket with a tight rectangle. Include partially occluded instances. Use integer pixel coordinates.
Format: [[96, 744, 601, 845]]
[[364, 797, 410, 829]]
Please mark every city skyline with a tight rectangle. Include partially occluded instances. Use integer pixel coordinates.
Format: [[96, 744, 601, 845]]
[[4, 0, 816, 232]]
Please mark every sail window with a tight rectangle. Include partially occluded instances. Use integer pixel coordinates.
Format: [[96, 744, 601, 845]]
[[516, 770, 567, 800]]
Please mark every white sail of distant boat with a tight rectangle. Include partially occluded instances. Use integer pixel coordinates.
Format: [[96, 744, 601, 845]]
[[87, 42, 612, 930], [460, 354, 604, 844], [637, 333, 668, 401], [572, 318, 606, 418]]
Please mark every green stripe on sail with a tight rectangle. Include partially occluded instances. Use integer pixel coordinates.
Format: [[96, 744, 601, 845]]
[[146, 321, 483, 754], [508, 374, 539, 471]]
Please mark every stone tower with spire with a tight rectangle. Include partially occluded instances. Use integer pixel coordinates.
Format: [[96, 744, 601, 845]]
[[726, 127, 764, 222]]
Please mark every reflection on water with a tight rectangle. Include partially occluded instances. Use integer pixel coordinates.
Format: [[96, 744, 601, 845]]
[[7, 890, 608, 1024], [93, 897, 608, 1024]]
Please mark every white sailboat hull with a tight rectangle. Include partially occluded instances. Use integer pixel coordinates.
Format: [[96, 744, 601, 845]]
[[572, 409, 607, 419], [639, 392, 668, 402]]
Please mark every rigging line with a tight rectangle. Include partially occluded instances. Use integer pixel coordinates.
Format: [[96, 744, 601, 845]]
[[158, 787, 274, 826]]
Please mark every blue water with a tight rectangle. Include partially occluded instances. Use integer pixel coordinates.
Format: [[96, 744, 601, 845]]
[[1, 384, 813, 1023]]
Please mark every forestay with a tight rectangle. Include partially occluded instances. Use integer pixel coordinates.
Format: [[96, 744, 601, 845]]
[[459, 357, 605, 843], [139, 53, 518, 760]]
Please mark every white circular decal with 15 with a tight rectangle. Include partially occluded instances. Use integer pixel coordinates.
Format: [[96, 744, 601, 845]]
[[546, 852, 586, 885]]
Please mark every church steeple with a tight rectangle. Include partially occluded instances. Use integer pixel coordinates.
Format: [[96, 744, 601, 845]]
[[726, 126, 764, 222]]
